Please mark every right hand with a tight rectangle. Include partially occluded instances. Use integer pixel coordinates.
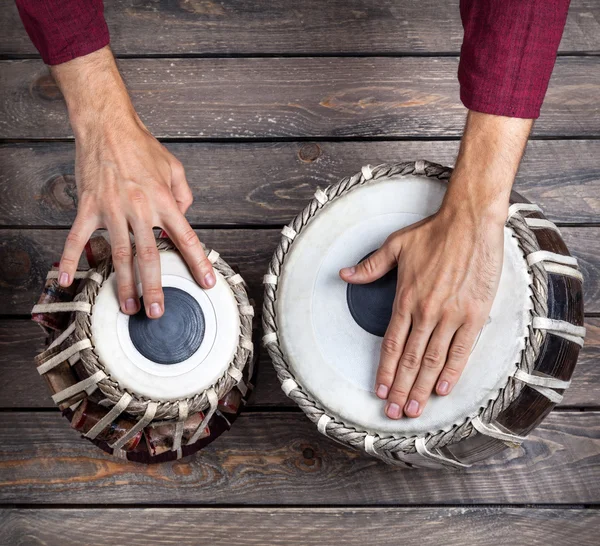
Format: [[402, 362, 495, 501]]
[[52, 47, 215, 319]]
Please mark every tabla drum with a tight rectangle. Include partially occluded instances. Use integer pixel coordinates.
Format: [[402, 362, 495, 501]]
[[263, 160, 585, 469], [32, 237, 255, 463]]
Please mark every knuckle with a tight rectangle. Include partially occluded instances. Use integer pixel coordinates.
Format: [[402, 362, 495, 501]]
[[422, 350, 443, 370], [442, 365, 462, 380], [410, 384, 431, 399], [65, 230, 83, 246], [137, 245, 159, 262], [360, 256, 377, 276], [117, 283, 137, 296], [389, 386, 409, 401], [417, 298, 438, 320], [184, 194, 194, 207], [130, 189, 147, 205], [395, 290, 412, 312], [179, 229, 199, 248], [381, 336, 402, 357], [60, 256, 77, 269], [194, 255, 211, 271], [112, 246, 133, 264], [449, 343, 469, 362], [143, 286, 164, 300], [399, 351, 420, 370]]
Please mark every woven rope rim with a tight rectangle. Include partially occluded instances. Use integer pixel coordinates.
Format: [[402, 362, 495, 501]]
[[263, 160, 549, 459], [70, 239, 253, 421]]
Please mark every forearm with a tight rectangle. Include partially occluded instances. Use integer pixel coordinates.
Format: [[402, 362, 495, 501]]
[[51, 46, 138, 139], [16, 0, 109, 66], [443, 111, 533, 223]]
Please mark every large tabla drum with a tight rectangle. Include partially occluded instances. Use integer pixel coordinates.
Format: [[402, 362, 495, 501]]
[[263, 160, 585, 469], [32, 237, 255, 463]]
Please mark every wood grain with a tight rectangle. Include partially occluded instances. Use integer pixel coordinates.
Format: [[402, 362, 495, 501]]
[[0, 228, 279, 314], [2, 140, 599, 227], [1, 227, 598, 315], [1, 0, 598, 56], [1, 318, 598, 409], [1, 507, 598, 546], [0, 411, 598, 504], [1, 57, 599, 140]]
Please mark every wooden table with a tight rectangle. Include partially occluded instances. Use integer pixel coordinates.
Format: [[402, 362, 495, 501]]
[[1, 1, 599, 544]]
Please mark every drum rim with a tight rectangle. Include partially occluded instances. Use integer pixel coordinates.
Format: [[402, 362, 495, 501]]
[[70, 238, 254, 422], [263, 160, 584, 468]]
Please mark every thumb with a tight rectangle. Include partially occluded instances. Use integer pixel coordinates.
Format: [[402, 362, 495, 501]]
[[340, 244, 397, 285], [170, 160, 194, 214]]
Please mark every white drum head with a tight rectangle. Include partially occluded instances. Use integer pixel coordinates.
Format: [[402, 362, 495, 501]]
[[91, 251, 241, 401], [276, 175, 533, 436]]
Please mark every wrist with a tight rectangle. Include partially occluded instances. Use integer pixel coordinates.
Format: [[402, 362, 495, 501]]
[[51, 46, 138, 139]]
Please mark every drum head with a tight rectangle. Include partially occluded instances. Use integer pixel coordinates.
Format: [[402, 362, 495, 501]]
[[276, 174, 533, 436], [92, 251, 241, 401]]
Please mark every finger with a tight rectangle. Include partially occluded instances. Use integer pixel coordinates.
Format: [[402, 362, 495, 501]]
[[107, 219, 139, 315], [386, 322, 434, 419], [170, 160, 194, 214], [132, 221, 164, 319], [59, 213, 98, 287], [340, 244, 397, 285], [404, 322, 458, 417], [436, 324, 480, 396], [162, 208, 215, 289], [375, 308, 411, 400]]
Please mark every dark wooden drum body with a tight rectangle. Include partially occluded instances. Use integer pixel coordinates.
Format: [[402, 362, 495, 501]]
[[32, 237, 256, 463], [263, 161, 585, 469]]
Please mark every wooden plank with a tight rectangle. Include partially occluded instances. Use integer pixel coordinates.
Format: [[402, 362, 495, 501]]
[[1, 507, 598, 546], [0, 228, 279, 314], [1, 227, 598, 315], [1, 140, 599, 227], [0, 411, 598, 504], [1, 318, 598, 409], [1, 57, 599, 140], [1, 0, 598, 56]]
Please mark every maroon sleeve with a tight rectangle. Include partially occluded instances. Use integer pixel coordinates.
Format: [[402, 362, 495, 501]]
[[458, 0, 570, 119], [15, 0, 109, 66]]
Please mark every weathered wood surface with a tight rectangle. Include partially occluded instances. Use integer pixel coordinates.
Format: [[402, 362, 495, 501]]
[[1, 318, 598, 409], [1, 0, 599, 56], [1, 58, 599, 140], [1, 507, 599, 546], [0, 411, 598, 504], [0, 228, 278, 314], [1, 227, 598, 315], [2, 140, 599, 227]]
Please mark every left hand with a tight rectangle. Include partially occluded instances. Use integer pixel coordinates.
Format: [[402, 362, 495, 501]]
[[340, 203, 505, 419]]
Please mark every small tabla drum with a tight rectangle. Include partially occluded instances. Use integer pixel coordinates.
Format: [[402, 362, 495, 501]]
[[263, 160, 585, 469], [32, 237, 255, 463]]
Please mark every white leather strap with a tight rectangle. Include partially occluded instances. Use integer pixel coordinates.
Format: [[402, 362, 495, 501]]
[[415, 437, 470, 469], [317, 414, 332, 436], [84, 392, 133, 440]]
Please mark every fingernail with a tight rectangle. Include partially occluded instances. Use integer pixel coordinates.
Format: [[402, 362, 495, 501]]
[[204, 272, 215, 288], [59, 272, 69, 287], [406, 400, 419, 416], [125, 298, 137, 313], [342, 266, 356, 277], [438, 380, 450, 395], [149, 303, 161, 318], [386, 403, 401, 419], [376, 384, 389, 399]]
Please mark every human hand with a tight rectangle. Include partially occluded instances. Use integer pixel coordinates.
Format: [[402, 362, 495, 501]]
[[340, 205, 504, 419], [52, 47, 215, 319]]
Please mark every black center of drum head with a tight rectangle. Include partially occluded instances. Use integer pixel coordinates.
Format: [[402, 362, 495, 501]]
[[346, 251, 397, 337], [128, 287, 205, 365]]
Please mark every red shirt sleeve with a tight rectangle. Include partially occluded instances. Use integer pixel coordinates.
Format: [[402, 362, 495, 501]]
[[15, 0, 109, 65], [458, 0, 570, 119]]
